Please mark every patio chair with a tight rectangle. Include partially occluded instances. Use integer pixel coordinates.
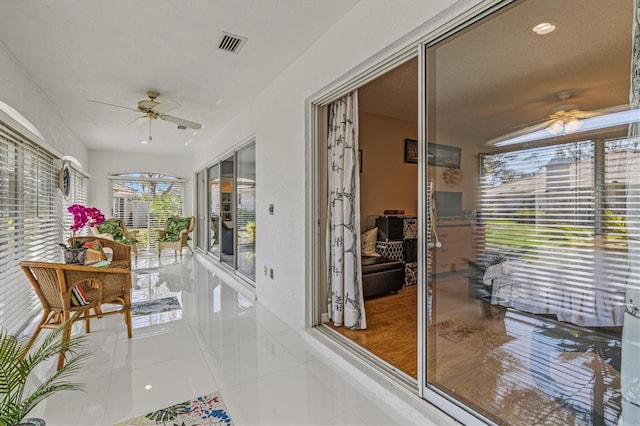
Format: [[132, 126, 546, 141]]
[[157, 216, 196, 259], [90, 218, 140, 261], [20, 260, 133, 370]]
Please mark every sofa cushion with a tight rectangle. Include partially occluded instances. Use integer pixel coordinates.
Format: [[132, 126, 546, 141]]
[[361, 227, 381, 257]]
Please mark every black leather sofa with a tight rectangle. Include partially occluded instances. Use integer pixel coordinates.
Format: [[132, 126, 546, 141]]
[[361, 256, 404, 298]]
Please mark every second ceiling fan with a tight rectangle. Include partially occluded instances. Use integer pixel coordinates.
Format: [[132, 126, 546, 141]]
[[487, 91, 628, 146]]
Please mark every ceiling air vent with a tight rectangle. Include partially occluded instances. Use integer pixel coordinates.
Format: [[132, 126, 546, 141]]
[[218, 32, 247, 54]]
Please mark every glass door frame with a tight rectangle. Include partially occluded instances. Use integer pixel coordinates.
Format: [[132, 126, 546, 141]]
[[306, 1, 512, 424]]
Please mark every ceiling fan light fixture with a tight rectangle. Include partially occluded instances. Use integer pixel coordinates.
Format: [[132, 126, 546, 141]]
[[532, 21, 556, 35], [547, 119, 564, 135], [140, 139, 149, 144], [565, 116, 582, 133]]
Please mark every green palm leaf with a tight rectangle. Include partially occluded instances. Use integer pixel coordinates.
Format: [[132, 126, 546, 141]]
[[0, 316, 91, 426]]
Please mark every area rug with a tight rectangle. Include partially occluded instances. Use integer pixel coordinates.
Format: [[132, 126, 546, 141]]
[[429, 317, 515, 352], [114, 392, 233, 425], [131, 296, 181, 317]]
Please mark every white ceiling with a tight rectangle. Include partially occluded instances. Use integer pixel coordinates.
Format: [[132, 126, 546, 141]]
[[1, 0, 634, 158], [0, 0, 359, 155], [359, 0, 632, 147]]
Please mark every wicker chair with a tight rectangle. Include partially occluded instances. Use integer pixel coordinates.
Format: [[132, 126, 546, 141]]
[[157, 216, 196, 259], [20, 260, 133, 370], [90, 218, 140, 261]]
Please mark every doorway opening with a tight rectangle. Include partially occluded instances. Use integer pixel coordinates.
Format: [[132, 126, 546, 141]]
[[322, 56, 420, 379]]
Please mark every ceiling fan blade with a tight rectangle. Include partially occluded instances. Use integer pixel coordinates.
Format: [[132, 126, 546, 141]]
[[89, 99, 139, 113], [160, 114, 202, 129], [153, 99, 181, 114], [485, 120, 554, 146], [128, 115, 149, 127]]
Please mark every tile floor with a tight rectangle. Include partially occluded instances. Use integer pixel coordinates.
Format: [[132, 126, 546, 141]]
[[26, 253, 452, 425]]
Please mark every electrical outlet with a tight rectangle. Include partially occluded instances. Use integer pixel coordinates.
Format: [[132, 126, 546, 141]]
[[263, 265, 268, 276], [269, 268, 274, 279]]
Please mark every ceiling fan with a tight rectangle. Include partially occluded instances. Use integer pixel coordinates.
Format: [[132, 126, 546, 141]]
[[487, 91, 629, 147], [90, 90, 203, 139]]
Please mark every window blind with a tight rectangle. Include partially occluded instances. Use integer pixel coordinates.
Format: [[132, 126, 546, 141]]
[[0, 121, 62, 334], [480, 139, 633, 326]]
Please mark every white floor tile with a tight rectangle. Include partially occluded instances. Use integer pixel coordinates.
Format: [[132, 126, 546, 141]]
[[22, 253, 449, 426], [104, 353, 218, 425], [221, 363, 347, 425], [28, 372, 111, 426], [202, 333, 303, 389]]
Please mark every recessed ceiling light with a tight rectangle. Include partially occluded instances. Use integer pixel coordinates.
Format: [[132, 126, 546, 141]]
[[144, 384, 152, 390], [532, 21, 556, 35], [140, 140, 149, 144]]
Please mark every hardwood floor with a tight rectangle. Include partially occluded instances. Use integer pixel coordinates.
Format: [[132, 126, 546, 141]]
[[328, 284, 419, 377], [325, 273, 623, 425]]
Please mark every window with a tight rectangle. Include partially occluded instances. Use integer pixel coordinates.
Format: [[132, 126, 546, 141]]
[[109, 173, 185, 251]]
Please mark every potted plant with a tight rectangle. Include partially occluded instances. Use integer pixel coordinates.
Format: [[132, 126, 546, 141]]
[[0, 318, 91, 425], [465, 253, 507, 319], [58, 204, 105, 264]]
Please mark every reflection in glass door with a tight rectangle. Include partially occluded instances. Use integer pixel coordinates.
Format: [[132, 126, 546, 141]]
[[423, 1, 633, 424], [220, 156, 235, 267], [208, 164, 220, 258], [236, 144, 256, 279]]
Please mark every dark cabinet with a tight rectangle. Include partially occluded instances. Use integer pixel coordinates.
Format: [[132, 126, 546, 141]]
[[375, 216, 418, 286]]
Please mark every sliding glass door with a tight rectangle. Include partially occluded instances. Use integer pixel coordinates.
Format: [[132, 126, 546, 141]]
[[236, 144, 256, 279], [197, 142, 255, 284], [208, 164, 220, 258], [220, 156, 234, 267], [423, 1, 637, 424], [196, 170, 207, 252]]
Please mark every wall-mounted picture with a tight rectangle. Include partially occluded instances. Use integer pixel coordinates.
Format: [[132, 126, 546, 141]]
[[404, 139, 418, 164], [427, 143, 461, 169]]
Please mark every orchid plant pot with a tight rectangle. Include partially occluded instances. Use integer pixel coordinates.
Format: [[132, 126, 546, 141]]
[[63, 247, 87, 264]]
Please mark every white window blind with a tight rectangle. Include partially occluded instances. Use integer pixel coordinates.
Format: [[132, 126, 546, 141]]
[[110, 174, 184, 250], [0, 121, 62, 334], [480, 138, 635, 326]]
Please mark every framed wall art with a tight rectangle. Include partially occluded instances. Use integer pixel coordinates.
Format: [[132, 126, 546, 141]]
[[404, 139, 418, 164], [427, 143, 461, 169]]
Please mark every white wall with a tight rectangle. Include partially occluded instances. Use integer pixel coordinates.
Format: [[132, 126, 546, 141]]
[[0, 41, 88, 166], [191, 0, 465, 328], [88, 150, 193, 217]]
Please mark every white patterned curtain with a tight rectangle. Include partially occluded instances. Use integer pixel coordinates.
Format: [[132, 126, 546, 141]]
[[326, 90, 366, 329], [621, 1, 640, 423]]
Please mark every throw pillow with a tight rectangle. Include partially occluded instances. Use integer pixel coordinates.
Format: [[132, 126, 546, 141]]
[[160, 217, 191, 242], [83, 240, 106, 262], [361, 227, 381, 257], [97, 220, 125, 240]]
